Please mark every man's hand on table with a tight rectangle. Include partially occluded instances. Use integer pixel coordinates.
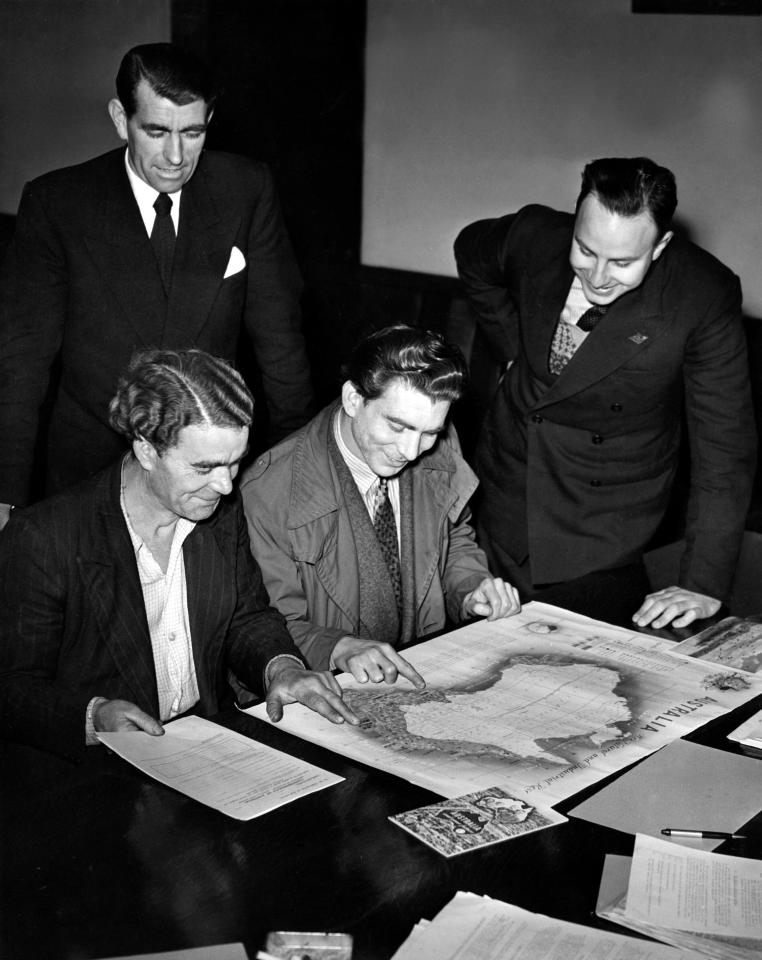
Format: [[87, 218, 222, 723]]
[[632, 586, 721, 630], [266, 663, 360, 725], [462, 577, 521, 621], [332, 636, 426, 689], [93, 699, 164, 735]]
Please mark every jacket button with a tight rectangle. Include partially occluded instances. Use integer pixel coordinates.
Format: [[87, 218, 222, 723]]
[[592, 434, 604, 444], [611, 402, 623, 412], [531, 414, 544, 423], [590, 479, 602, 487]]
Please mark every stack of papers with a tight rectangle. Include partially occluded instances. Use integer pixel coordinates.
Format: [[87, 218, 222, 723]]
[[391, 891, 694, 959], [596, 833, 762, 960]]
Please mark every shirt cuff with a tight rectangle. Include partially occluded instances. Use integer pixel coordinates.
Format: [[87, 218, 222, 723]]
[[264, 654, 305, 689], [85, 696, 108, 745]]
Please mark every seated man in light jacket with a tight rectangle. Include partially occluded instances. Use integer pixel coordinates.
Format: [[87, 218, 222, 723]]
[[241, 324, 520, 688]]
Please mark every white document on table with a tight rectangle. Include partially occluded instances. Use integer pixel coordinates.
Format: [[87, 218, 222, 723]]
[[625, 833, 762, 939], [390, 890, 691, 959], [97, 715, 342, 820]]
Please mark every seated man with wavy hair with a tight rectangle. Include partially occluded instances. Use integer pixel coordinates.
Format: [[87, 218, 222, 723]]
[[0, 348, 356, 767]]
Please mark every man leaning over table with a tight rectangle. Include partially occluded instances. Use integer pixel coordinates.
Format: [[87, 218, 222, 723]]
[[0, 349, 357, 766], [454, 156, 756, 630], [240, 324, 520, 689]]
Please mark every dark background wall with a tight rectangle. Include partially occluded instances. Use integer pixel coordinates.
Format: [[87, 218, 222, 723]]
[[169, 0, 368, 408]]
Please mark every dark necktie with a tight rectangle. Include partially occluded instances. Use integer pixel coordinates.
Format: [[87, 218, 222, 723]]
[[373, 477, 402, 613], [577, 303, 608, 332], [151, 192, 175, 293]]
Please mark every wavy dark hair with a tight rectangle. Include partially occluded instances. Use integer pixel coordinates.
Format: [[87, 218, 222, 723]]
[[109, 349, 253, 455], [343, 325, 467, 403], [116, 43, 218, 117]]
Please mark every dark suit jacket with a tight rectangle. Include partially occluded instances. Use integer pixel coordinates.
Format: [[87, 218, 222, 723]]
[[0, 147, 312, 506], [455, 204, 756, 599], [0, 459, 302, 762]]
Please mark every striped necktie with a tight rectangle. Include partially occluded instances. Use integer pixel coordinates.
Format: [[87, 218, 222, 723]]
[[373, 477, 402, 613]]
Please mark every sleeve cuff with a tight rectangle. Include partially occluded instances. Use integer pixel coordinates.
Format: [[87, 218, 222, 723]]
[[85, 696, 108, 745], [264, 654, 305, 689]]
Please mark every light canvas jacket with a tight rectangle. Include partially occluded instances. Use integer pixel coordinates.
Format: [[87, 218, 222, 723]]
[[240, 403, 491, 670]]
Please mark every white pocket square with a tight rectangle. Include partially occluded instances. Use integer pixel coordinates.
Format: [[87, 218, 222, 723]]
[[223, 246, 246, 278]]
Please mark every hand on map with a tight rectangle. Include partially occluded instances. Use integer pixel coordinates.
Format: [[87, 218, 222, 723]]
[[266, 663, 360, 725], [462, 577, 521, 621], [632, 586, 721, 630], [332, 636, 426, 689]]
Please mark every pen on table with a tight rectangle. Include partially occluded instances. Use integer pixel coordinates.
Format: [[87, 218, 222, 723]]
[[661, 828, 747, 840]]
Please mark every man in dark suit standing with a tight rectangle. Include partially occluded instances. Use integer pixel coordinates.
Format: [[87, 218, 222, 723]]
[[455, 157, 756, 630], [0, 349, 356, 766], [0, 42, 313, 530]]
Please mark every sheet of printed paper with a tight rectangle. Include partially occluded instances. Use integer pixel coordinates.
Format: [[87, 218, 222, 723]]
[[97, 716, 342, 820], [100, 945, 249, 960], [567, 739, 762, 850], [670, 617, 762, 673], [390, 890, 690, 960], [625, 834, 762, 939], [243, 602, 762, 805], [390, 786, 566, 856], [727, 707, 762, 749]]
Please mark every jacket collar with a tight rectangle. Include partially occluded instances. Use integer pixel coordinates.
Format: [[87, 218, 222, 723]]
[[287, 403, 473, 529]]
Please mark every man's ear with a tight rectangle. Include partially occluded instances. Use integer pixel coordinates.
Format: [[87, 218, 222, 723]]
[[341, 381, 364, 419], [132, 437, 158, 472], [652, 230, 674, 263], [108, 98, 128, 141]]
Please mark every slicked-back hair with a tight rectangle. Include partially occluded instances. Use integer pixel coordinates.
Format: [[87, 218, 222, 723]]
[[344, 325, 468, 404], [109, 349, 253, 455], [115, 43, 218, 117], [576, 157, 677, 239]]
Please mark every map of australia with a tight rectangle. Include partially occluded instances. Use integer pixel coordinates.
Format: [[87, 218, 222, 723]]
[[344, 654, 632, 768], [245, 605, 762, 804]]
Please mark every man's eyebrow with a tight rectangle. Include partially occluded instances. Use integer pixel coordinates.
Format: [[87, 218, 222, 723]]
[[385, 414, 444, 433], [190, 447, 249, 469], [140, 122, 208, 134]]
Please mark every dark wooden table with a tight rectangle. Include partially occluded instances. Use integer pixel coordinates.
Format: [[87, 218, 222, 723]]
[[3, 638, 761, 960]]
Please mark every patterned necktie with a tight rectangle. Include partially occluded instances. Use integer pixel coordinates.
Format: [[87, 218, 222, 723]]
[[577, 303, 608, 332], [549, 303, 608, 375], [373, 477, 402, 613], [151, 192, 175, 293]]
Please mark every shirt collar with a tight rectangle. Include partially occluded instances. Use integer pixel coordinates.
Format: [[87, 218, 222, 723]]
[[333, 409, 382, 497], [123, 148, 182, 234]]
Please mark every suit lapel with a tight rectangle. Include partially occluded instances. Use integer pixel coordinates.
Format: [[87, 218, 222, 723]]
[[79, 464, 160, 716], [83, 151, 168, 346], [183, 515, 229, 710], [163, 160, 242, 345], [522, 251, 575, 381], [538, 264, 670, 407]]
